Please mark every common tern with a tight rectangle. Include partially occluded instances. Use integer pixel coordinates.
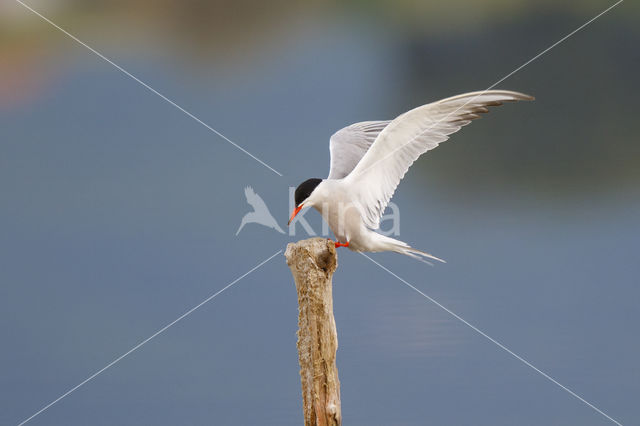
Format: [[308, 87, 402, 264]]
[[288, 90, 534, 263]]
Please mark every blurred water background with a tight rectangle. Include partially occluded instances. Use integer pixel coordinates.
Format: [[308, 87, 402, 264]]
[[1, 1, 639, 425]]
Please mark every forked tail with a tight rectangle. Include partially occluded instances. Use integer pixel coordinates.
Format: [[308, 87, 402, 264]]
[[374, 234, 446, 265]]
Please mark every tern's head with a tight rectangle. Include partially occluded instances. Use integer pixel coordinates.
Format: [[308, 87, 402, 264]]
[[288, 178, 322, 225]]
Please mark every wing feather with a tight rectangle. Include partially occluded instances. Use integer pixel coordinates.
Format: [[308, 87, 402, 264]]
[[345, 90, 534, 229], [328, 120, 391, 179]]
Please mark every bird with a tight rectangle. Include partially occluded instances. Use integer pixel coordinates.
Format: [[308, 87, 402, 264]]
[[288, 90, 534, 263], [237, 186, 285, 235]]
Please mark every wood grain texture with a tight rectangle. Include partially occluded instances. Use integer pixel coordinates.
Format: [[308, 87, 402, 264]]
[[285, 238, 341, 426]]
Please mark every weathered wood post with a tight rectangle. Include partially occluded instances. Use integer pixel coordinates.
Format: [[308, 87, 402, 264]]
[[285, 237, 341, 426]]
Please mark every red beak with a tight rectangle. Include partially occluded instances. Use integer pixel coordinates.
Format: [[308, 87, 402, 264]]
[[288, 205, 303, 226]]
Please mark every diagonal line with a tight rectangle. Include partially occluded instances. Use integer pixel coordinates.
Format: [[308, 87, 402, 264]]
[[17, 249, 283, 426], [488, 0, 623, 89], [360, 253, 623, 426], [351, 0, 623, 181], [14, 0, 283, 177]]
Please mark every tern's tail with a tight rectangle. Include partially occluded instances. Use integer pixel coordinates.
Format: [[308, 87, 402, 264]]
[[375, 234, 446, 265]]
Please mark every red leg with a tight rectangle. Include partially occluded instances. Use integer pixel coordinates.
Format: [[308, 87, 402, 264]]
[[334, 241, 350, 248]]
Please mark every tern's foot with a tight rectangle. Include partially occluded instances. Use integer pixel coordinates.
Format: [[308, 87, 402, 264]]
[[334, 240, 349, 248]]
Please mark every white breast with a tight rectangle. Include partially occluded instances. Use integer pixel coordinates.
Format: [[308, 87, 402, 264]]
[[309, 180, 368, 246]]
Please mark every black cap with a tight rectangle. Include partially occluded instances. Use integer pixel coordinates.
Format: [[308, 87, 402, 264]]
[[294, 178, 322, 207]]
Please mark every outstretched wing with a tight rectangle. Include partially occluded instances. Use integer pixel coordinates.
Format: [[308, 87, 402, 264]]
[[345, 90, 534, 229], [327, 120, 391, 179], [244, 186, 269, 212]]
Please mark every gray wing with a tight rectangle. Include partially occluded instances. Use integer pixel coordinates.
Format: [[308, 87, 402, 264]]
[[327, 120, 391, 179]]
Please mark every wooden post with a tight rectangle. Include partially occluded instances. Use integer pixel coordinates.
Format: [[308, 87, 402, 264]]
[[285, 237, 341, 426]]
